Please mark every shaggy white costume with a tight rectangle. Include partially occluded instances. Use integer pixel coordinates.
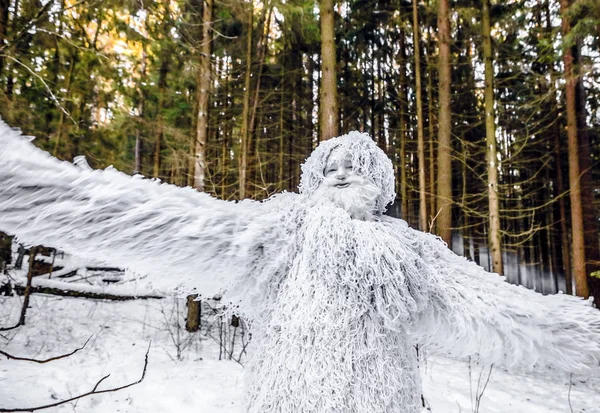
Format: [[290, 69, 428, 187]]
[[0, 121, 599, 413]]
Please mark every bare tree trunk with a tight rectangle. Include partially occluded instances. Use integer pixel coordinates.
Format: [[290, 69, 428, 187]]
[[249, 6, 272, 137], [248, 5, 273, 192], [133, 46, 147, 176], [0, 0, 9, 86], [4, 0, 15, 98], [319, 0, 339, 141], [18, 247, 37, 326], [554, 128, 572, 294], [278, 64, 285, 192], [153, 56, 169, 179], [482, 0, 503, 275], [221, 59, 231, 198], [560, 0, 588, 298], [427, 26, 436, 225], [412, 0, 427, 231], [398, 29, 408, 219], [193, 0, 213, 192], [573, 47, 600, 306], [239, 2, 253, 199], [53, 53, 76, 158], [436, 0, 453, 247]]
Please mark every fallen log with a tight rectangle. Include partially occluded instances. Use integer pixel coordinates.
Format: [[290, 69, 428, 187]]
[[13, 284, 163, 301]]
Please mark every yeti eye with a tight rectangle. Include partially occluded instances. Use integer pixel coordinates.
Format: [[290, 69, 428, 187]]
[[325, 163, 338, 174]]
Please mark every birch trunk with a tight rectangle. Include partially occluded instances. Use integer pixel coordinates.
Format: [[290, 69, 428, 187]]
[[193, 0, 213, 192]]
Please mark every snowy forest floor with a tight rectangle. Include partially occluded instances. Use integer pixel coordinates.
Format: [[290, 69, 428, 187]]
[[1, 260, 599, 412]]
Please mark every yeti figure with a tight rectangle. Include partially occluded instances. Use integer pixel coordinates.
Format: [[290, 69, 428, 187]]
[[1, 123, 599, 413]]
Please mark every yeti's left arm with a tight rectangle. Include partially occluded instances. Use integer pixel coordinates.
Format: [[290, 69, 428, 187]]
[[404, 227, 600, 374]]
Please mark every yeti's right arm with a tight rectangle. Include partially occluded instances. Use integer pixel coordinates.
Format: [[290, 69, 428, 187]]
[[0, 122, 269, 295]]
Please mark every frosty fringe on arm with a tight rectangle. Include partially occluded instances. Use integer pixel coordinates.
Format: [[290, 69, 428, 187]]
[[1, 121, 599, 413], [405, 228, 600, 373], [0, 121, 278, 295]]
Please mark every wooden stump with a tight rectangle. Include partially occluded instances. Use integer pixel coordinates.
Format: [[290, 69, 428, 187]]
[[186, 294, 201, 332]]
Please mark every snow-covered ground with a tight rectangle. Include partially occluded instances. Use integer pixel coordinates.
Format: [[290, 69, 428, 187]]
[[1, 260, 599, 412]]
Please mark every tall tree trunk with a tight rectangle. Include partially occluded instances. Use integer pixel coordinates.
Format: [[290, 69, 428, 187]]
[[436, 0, 453, 246], [193, 0, 213, 192], [319, 0, 338, 141], [0, 0, 9, 88], [573, 46, 600, 306], [239, 2, 253, 199], [153, 56, 169, 179], [560, 0, 588, 298], [398, 29, 408, 219], [135, 49, 147, 175], [427, 26, 436, 225], [482, 0, 503, 275], [53, 53, 76, 158], [412, 0, 427, 231], [554, 127, 572, 294], [221, 59, 231, 199], [249, 5, 273, 192], [278, 64, 285, 192]]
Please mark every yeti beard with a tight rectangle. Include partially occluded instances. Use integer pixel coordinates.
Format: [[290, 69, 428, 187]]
[[311, 177, 382, 221]]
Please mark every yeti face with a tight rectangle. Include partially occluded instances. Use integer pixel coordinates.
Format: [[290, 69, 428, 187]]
[[299, 132, 396, 215], [322, 148, 362, 189]]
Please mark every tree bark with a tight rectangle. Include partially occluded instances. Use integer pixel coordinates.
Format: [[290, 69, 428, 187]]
[[239, 2, 253, 199], [0, 232, 11, 274], [319, 0, 339, 141], [482, 0, 503, 275], [18, 247, 37, 326], [186, 294, 201, 332], [53, 53, 76, 158], [573, 46, 600, 306], [153, 56, 170, 179], [398, 29, 408, 219], [436, 0, 453, 246], [193, 0, 213, 192], [560, 0, 588, 298], [413, 0, 427, 231], [427, 25, 436, 226], [554, 126, 572, 294], [0, 0, 9, 86]]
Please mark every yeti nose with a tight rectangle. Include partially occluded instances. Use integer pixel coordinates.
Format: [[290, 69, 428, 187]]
[[335, 168, 348, 179]]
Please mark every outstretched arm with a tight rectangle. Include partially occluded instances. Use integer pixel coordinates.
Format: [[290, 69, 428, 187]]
[[405, 226, 600, 374], [0, 122, 268, 295]]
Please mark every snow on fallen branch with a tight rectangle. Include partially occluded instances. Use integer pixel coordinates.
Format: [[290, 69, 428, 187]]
[[12, 275, 163, 301], [0, 342, 151, 413]]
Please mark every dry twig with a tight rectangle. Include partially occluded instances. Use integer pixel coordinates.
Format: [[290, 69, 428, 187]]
[[0, 342, 151, 412], [0, 336, 92, 364]]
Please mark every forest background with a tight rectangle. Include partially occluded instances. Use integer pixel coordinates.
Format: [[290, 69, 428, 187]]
[[0, 0, 599, 304]]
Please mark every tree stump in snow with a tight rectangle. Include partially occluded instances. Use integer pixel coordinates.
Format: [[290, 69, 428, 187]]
[[186, 294, 201, 332], [0, 231, 12, 274]]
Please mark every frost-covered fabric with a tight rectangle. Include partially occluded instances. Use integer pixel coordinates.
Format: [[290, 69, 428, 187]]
[[0, 121, 274, 296], [1, 122, 600, 413]]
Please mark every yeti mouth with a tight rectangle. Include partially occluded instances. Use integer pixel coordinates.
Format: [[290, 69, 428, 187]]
[[334, 182, 350, 188]]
